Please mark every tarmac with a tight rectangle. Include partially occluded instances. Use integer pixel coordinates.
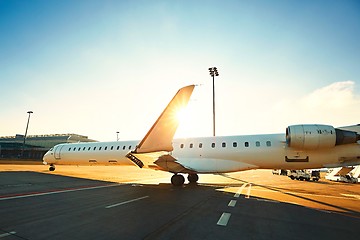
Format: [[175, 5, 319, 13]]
[[0, 164, 359, 239]]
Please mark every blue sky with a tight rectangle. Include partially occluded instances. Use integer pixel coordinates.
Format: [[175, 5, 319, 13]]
[[1, 0, 359, 141]]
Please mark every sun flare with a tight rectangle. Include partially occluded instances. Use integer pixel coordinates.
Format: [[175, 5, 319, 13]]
[[175, 107, 188, 124]]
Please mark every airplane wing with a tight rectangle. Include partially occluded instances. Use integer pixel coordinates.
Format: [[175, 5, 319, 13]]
[[338, 124, 360, 134], [126, 85, 195, 169]]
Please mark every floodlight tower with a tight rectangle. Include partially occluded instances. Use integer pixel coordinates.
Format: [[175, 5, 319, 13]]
[[208, 67, 219, 137], [22, 111, 33, 158]]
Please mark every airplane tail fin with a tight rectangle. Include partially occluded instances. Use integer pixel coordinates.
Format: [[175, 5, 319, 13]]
[[133, 85, 195, 154]]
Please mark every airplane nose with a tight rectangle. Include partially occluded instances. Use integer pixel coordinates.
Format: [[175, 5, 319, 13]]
[[42, 150, 52, 165]]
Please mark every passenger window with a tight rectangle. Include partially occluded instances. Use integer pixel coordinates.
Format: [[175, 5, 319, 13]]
[[93, 147, 96, 150], [104, 146, 107, 150], [88, 147, 91, 151], [78, 147, 81, 151], [256, 141, 260, 147], [123, 146, 126, 150], [199, 143, 203, 148], [129, 146, 132, 150], [73, 147, 76, 151], [180, 144, 184, 148], [69, 147, 71, 151], [245, 142, 249, 147], [222, 142, 226, 148], [233, 142, 237, 147], [190, 143, 193, 148], [111, 146, 114, 150], [99, 147, 102, 150], [117, 146, 120, 150], [266, 141, 271, 147], [83, 147, 86, 151], [211, 143, 215, 148]]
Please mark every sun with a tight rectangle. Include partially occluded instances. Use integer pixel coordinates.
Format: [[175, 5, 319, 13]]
[[175, 107, 188, 124], [174, 105, 200, 138]]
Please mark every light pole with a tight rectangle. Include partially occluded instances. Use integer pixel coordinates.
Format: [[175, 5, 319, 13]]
[[208, 67, 219, 137], [116, 131, 120, 141], [22, 111, 33, 158]]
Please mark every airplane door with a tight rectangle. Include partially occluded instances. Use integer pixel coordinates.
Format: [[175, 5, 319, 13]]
[[54, 145, 63, 159]]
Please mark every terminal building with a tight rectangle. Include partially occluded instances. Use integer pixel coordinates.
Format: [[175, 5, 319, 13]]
[[0, 134, 97, 161]]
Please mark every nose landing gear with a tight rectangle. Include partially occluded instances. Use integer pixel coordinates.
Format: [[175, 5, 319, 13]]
[[49, 164, 55, 171]]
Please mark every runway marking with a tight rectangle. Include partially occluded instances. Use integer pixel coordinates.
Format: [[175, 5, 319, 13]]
[[252, 189, 360, 200], [228, 200, 237, 207], [217, 212, 231, 226], [245, 184, 252, 199], [0, 231, 16, 238], [105, 195, 149, 209], [313, 208, 332, 214], [256, 199, 280, 203], [0, 183, 122, 201], [234, 183, 250, 198], [341, 194, 360, 200]]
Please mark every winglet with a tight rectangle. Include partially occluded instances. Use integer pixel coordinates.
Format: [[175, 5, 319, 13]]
[[133, 85, 195, 154]]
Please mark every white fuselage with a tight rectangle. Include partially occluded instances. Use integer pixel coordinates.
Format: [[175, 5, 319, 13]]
[[43, 133, 360, 174]]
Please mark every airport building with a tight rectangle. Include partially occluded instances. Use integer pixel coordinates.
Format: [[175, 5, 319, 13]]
[[0, 134, 97, 161]]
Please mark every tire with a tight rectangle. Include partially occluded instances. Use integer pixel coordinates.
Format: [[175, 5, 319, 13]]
[[171, 174, 185, 186], [187, 174, 199, 183]]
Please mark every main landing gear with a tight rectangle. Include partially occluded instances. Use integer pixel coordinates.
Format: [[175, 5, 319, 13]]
[[49, 164, 55, 171], [171, 173, 199, 186]]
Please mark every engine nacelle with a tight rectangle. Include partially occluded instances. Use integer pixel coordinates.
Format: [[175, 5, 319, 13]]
[[286, 124, 360, 150], [286, 124, 336, 150]]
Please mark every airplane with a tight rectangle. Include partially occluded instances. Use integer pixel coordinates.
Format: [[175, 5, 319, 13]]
[[43, 85, 360, 186]]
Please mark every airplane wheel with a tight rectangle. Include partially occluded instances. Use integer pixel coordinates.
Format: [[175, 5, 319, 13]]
[[187, 173, 199, 183], [49, 164, 55, 171], [171, 174, 185, 186]]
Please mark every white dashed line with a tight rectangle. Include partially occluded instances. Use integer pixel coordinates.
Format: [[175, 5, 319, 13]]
[[0, 231, 16, 238], [105, 196, 149, 209], [228, 200, 237, 207], [256, 199, 280, 203], [217, 212, 231, 226], [234, 183, 249, 198], [245, 184, 252, 199]]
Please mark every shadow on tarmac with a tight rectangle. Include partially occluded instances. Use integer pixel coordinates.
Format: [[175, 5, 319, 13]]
[[218, 173, 360, 219]]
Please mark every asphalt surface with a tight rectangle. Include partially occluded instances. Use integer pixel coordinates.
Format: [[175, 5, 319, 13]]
[[0, 165, 359, 240]]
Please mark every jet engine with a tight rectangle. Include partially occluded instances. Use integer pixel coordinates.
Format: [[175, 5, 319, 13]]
[[286, 124, 360, 150]]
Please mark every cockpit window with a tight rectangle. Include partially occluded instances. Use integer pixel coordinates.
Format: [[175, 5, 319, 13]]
[[49, 148, 53, 151]]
